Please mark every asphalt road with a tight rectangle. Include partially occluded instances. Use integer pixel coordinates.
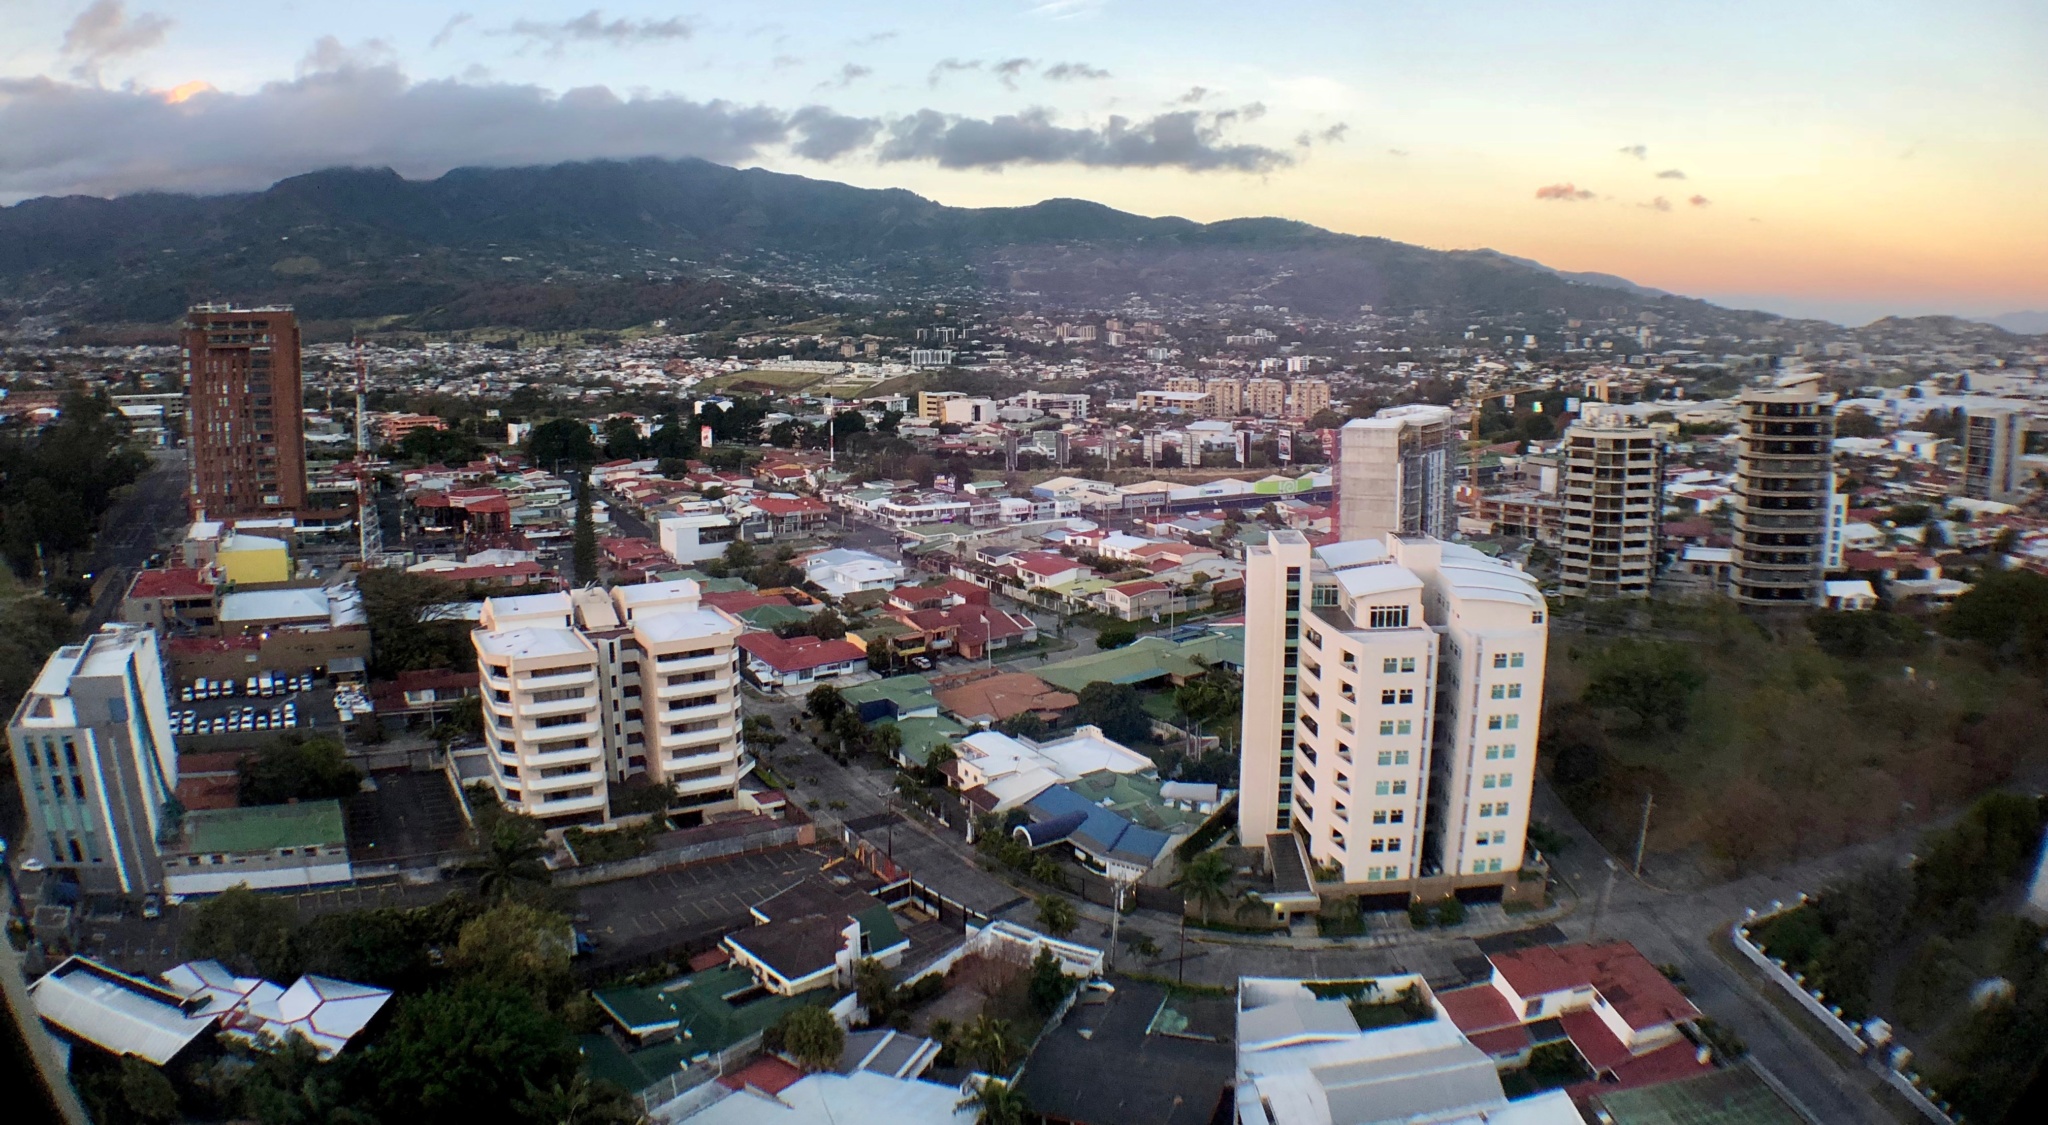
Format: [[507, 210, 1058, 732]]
[[85, 449, 189, 629]]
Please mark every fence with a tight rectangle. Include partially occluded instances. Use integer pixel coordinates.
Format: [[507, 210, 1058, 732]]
[[640, 1032, 763, 1121], [1732, 901, 1957, 1125]]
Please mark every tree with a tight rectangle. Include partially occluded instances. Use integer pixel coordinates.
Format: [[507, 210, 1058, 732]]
[[957, 1078, 1030, 1125], [572, 471, 598, 586], [517, 1072, 643, 1125], [230, 1034, 372, 1125], [239, 735, 362, 806], [1175, 668, 1242, 729], [854, 957, 895, 1021], [470, 817, 551, 900], [776, 1006, 845, 1071], [116, 1056, 181, 1124], [1072, 681, 1151, 744], [1027, 948, 1076, 1015], [1095, 623, 1137, 650], [188, 884, 299, 979], [958, 1015, 1020, 1074], [1173, 850, 1233, 923], [805, 683, 848, 726], [451, 900, 573, 998], [995, 713, 1049, 740], [525, 419, 598, 469], [1581, 640, 1703, 736], [1946, 567, 2048, 666], [1034, 893, 1078, 938], [355, 568, 468, 676], [364, 982, 577, 1121]]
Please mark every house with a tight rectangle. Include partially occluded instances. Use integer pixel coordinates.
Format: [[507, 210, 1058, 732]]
[[736, 632, 866, 691], [744, 495, 833, 539], [1098, 579, 1174, 622], [30, 956, 219, 1065], [889, 603, 1038, 661], [1823, 579, 1879, 611], [122, 567, 218, 631], [803, 549, 907, 600], [1435, 940, 1707, 1094], [659, 512, 740, 564], [722, 878, 910, 996], [160, 960, 391, 1059], [679, 1070, 970, 1125], [161, 801, 354, 895], [1235, 974, 1584, 1125], [1004, 551, 1095, 590], [931, 671, 1078, 726], [949, 726, 1154, 812]]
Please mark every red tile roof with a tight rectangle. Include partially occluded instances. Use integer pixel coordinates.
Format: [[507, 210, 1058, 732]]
[[1490, 941, 1699, 1033], [737, 631, 865, 673], [1436, 984, 1520, 1034], [752, 495, 830, 516], [1567, 1039, 1713, 1097], [1467, 1025, 1535, 1059], [130, 568, 214, 599], [1559, 1009, 1632, 1072]]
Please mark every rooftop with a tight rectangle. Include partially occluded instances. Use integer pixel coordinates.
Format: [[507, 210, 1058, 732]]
[[179, 800, 348, 854]]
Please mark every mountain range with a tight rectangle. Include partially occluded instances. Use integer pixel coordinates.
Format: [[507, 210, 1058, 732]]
[[0, 157, 1920, 337]]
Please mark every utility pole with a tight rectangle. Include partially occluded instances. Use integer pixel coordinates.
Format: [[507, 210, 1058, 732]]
[[1632, 790, 1654, 878], [1591, 858, 1617, 941]]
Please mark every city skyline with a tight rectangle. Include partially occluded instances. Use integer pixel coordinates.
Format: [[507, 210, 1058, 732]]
[[2, 0, 2044, 325]]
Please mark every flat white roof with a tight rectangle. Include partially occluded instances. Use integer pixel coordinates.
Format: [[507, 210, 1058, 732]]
[[473, 626, 593, 661], [634, 606, 739, 644], [1335, 564, 1424, 600], [219, 587, 330, 623], [31, 958, 216, 1066], [683, 1069, 971, 1125]]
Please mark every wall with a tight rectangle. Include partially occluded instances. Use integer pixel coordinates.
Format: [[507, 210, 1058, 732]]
[[166, 858, 354, 895], [555, 821, 812, 887], [1734, 903, 1956, 1125]]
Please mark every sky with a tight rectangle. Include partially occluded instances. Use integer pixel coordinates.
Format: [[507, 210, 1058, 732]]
[[2, 1, 2045, 325]]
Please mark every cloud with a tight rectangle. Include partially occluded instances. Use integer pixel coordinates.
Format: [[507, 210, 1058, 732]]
[[299, 36, 397, 77], [1319, 123, 1349, 143], [928, 58, 981, 87], [852, 31, 898, 46], [1642, 196, 1672, 211], [787, 105, 881, 160], [60, 0, 172, 81], [771, 55, 802, 69], [1177, 86, 1209, 104], [993, 57, 1036, 89], [0, 66, 797, 199], [505, 10, 693, 53], [1655, 168, 1686, 179], [1535, 183, 1596, 201], [1029, 0, 1108, 17], [429, 13, 473, 49], [1043, 62, 1111, 81], [1689, 194, 1711, 207], [819, 63, 872, 89], [1387, 148, 1409, 157], [877, 106, 1290, 172], [1618, 144, 1647, 160]]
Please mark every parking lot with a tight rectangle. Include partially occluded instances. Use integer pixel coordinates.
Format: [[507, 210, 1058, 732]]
[[345, 769, 472, 867], [574, 844, 842, 968], [171, 673, 340, 739]]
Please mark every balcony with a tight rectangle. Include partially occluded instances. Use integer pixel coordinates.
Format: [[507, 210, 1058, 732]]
[[509, 740, 603, 769], [655, 650, 732, 675], [520, 692, 596, 719], [662, 722, 737, 750], [517, 666, 597, 690], [526, 767, 601, 792], [663, 698, 733, 724], [516, 716, 600, 743], [528, 790, 606, 817]]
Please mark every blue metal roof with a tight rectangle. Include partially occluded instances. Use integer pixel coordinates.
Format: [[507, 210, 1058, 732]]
[[1021, 785, 1173, 868]]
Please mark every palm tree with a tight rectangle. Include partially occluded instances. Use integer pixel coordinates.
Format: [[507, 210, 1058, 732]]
[[1173, 850, 1232, 923], [1035, 893, 1078, 938], [960, 1014, 1019, 1075], [471, 818, 550, 900], [957, 1077, 1031, 1125]]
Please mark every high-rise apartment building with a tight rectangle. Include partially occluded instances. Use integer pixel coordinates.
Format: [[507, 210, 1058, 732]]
[[1244, 378, 1288, 419], [1557, 423, 1665, 598], [1732, 375, 1836, 604], [1205, 377, 1244, 418], [182, 304, 305, 518], [7, 625, 179, 897], [1240, 532, 1547, 901], [1336, 406, 1458, 543], [1287, 379, 1331, 420], [474, 580, 746, 826], [1961, 405, 2035, 503]]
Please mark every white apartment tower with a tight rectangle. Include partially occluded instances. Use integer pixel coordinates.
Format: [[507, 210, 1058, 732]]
[[474, 580, 746, 826], [1337, 406, 1458, 544], [1240, 531, 1547, 902], [7, 625, 180, 897], [1557, 423, 1665, 598]]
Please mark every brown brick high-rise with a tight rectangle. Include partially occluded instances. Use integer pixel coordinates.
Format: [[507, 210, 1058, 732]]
[[181, 304, 305, 518]]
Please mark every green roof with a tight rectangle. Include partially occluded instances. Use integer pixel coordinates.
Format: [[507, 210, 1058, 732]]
[[1036, 633, 1244, 692], [579, 1033, 693, 1095], [856, 904, 905, 952], [593, 964, 810, 1058], [1064, 770, 1205, 833], [183, 801, 347, 854], [1586, 1067, 1807, 1125], [843, 674, 938, 714], [738, 604, 815, 628], [887, 716, 968, 766]]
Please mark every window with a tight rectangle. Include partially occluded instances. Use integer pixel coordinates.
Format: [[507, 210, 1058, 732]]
[[1490, 683, 1522, 699], [1379, 720, 1395, 736], [1496, 803, 1511, 817], [1368, 605, 1409, 628], [1304, 626, 1323, 647], [1492, 831, 1507, 845], [1371, 839, 1385, 853], [1398, 689, 1413, 704], [1302, 688, 1320, 708], [1387, 839, 1402, 852], [1505, 715, 1519, 729], [1483, 775, 1497, 789], [1492, 652, 1526, 669], [1381, 689, 1396, 704], [1525, 999, 1544, 1018], [1298, 773, 1315, 793], [1487, 714, 1520, 731], [1383, 657, 1399, 673], [1488, 858, 1505, 873], [1503, 745, 1517, 759], [1478, 803, 1494, 818], [1394, 750, 1410, 765], [1390, 810, 1405, 824], [1485, 746, 1501, 761], [1375, 781, 1390, 796], [1372, 810, 1388, 825], [1377, 750, 1393, 766], [1391, 780, 1407, 795]]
